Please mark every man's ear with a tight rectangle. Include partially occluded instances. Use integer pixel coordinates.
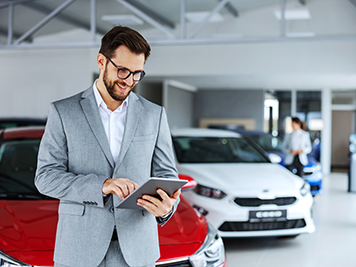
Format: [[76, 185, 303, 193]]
[[97, 53, 106, 71]]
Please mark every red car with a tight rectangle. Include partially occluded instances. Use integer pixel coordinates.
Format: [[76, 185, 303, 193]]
[[0, 127, 226, 267]]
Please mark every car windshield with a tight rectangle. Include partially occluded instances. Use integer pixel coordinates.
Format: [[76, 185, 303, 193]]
[[0, 139, 49, 200], [247, 134, 283, 152], [173, 136, 269, 163]]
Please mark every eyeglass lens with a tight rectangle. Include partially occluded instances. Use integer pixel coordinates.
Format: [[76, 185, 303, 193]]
[[117, 69, 144, 81]]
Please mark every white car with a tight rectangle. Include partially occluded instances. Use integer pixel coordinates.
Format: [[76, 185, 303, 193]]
[[171, 128, 315, 238]]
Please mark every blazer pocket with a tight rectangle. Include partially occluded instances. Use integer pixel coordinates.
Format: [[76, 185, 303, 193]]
[[132, 133, 155, 142], [58, 202, 85, 216]]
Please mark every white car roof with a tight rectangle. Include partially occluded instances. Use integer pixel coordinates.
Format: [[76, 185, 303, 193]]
[[171, 128, 242, 138]]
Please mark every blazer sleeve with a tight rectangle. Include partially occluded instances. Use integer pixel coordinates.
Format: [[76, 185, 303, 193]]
[[302, 131, 312, 155], [35, 103, 107, 208], [151, 107, 180, 225]]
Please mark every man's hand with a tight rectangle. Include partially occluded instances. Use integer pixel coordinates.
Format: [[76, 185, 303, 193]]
[[102, 178, 139, 200], [137, 189, 181, 217]]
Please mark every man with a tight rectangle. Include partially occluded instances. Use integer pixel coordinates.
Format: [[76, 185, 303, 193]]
[[282, 117, 312, 177], [35, 26, 180, 267]]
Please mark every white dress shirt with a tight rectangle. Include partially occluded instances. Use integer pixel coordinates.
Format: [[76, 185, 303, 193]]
[[93, 81, 172, 220], [93, 80, 128, 165]]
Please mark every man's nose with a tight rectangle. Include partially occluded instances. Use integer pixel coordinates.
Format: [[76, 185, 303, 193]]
[[122, 74, 134, 86]]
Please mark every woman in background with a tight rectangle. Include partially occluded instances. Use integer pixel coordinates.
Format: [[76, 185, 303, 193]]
[[282, 117, 312, 177]]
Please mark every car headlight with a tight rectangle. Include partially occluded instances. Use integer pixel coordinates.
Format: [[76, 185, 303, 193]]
[[194, 184, 226, 199], [300, 180, 311, 196], [0, 251, 31, 267], [304, 163, 322, 173], [189, 223, 225, 267]]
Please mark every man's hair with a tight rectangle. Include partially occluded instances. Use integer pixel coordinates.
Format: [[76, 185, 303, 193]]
[[99, 26, 151, 61]]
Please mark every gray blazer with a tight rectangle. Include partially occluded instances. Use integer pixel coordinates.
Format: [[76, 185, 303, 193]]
[[282, 130, 312, 166], [35, 87, 179, 267]]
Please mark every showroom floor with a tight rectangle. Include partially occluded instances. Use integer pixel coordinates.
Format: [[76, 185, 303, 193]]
[[223, 172, 356, 267]]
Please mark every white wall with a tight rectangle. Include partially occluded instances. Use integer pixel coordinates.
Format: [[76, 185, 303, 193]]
[[145, 40, 356, 90], [1, 38, 356, 120], [0, 48, 95, 117]]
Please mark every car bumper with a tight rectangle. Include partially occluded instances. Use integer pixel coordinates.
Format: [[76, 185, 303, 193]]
[[183, 191, 315, 238]]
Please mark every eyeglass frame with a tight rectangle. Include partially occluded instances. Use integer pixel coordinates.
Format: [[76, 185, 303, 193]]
[[103, 54, 146, 82]]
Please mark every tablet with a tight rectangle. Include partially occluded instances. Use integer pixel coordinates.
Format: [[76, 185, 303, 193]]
[[115, 177, 188, 210]]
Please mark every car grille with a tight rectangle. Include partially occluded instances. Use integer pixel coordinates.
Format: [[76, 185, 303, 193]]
[[156, 260, 192, 267], [219, 219, 306, 232], [234, 197, 297, 207], [310, 185, 320, 191]]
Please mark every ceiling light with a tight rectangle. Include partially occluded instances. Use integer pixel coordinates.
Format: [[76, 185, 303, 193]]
[[185, 11, 224, 23], [274, 8, 311, 20], [101, 14, 144, 26]]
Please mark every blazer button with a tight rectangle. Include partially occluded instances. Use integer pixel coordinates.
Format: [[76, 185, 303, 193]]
[[110, 207, 114, 213]]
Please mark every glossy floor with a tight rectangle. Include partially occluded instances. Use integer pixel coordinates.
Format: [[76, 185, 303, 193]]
[[224, 172, 356, 267]]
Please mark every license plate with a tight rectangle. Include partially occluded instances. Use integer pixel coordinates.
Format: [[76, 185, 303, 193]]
[[249, 210, 287, 223]]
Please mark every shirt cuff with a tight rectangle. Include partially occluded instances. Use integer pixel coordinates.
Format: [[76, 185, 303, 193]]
[[156, 209, 173, 224], [161, 209, 173, 218]]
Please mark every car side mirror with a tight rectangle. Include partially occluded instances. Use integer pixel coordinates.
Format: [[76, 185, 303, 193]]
[[179, 174, 198, 191], [268, 153, 282, 164]]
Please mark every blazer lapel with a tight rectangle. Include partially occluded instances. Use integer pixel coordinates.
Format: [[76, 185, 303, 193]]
[[80, 88, 115, 168], [115, 93, 143, 169]]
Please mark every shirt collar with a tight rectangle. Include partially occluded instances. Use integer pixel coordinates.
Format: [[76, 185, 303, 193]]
[[92, 79, 129, 111]]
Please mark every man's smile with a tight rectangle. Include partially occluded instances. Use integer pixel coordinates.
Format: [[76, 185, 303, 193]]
[[117, 82, 129, 91]]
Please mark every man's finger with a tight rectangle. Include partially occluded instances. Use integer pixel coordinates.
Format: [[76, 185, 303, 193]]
[[113, 187, 125, 200], [157, 189, 170, 200], [171, 189, 181, 199], [118, 183, 129, 197], [142, 194, 160, 206]]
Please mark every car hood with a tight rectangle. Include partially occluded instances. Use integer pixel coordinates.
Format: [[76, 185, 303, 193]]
[[0, 197, 207, 265], [177, 163, 304, 196], [0, 200, 58, 251], [0, 200, 58, 266]]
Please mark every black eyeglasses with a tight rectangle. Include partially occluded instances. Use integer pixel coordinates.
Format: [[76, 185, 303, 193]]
[[103, 54, 146, 82]]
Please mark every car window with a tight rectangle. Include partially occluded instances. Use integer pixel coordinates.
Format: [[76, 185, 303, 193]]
[[0, 139, 48, 199], [173, 137, 269, 163], [248, 135, 283, 152], [0, 120, 46, 129], [0, 119, 46, 129]]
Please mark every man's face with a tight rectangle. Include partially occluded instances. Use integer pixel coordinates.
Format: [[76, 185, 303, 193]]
[[102, 46, 145, 102]]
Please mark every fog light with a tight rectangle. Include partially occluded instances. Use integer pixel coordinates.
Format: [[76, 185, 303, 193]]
[[193, 205, 209, 216]]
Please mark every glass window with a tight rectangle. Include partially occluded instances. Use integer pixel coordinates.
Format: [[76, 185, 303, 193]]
[[173, 137, 269, 163], [0, 139, 48, 199]]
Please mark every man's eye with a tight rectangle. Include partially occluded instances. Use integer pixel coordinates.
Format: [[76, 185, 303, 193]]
[[119, 69, 130, 75]]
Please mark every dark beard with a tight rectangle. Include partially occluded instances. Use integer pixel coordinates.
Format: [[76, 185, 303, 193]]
[[103, 67, 131, 101]]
